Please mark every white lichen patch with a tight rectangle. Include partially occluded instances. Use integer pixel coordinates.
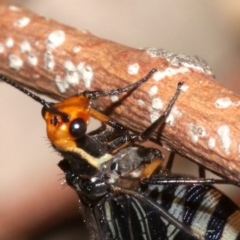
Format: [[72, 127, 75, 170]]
[[5, 38, 14, 48], [77, 62, 94, 88], [178, 60, 212, 76], [150, 111, 161, 123], [14, 17, 30, 28], [28, 53, 38, 66], [217, 125, 231, 153], [138, 99, 145, 106], [189, 123, 206, 143], [151, 97, 163, 111], [148, 85, 158, 97], [153, 67, 189, 81], [72, 45, 82, 53], [66, 71, 79, 86], [0, 43, 4, 53], [20, 40, 31, 53], [47, 30, 65, 49], [166, 105, 182, 126], [9, 54, 23, 70], [215, 97, 232, 108], [9, 5, 19, 11], [55, 75, 69, 93], [207, 137, 216, 149], [110, 95, 119, 103], [64, 60, 75, 71], [44, 51, 55, 71], [146, 48, 214, 76], [128, 63, 140, 75], [149, 98, 182, 126], [63, 60, 79, 85], [215, 97, 240, 108], [180, 84, 189, 92]]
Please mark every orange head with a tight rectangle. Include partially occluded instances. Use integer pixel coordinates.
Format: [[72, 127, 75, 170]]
[[42, 94, 91, 151], [0, 69, 157, 169]]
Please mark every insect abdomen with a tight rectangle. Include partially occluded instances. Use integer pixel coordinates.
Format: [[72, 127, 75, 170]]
[[143, 183, 240, 240]]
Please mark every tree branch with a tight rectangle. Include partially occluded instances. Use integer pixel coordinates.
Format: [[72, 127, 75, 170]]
[[1, 3, 240, 181]]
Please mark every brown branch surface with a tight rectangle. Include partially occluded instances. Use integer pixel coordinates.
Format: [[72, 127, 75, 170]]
[[0, 3, 240, 181]]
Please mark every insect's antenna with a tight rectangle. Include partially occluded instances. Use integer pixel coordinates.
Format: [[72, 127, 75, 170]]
[[0, 74, 51, 109], [139, 82, 183, 141], [84, 68, 157, 99]]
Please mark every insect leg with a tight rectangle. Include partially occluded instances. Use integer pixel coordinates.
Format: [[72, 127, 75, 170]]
[[165, 151, 175, 171], [139, 82, 183, 141], [94, 82, 184, 159], [165, 152, 206, 178], [84, 69, 157, 100], [88, 121, 137, 153], [198, 166, 206, 178], [141, 175, 240, 187]]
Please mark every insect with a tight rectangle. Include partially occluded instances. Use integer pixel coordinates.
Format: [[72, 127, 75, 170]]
[[1, 69, 240, 240]]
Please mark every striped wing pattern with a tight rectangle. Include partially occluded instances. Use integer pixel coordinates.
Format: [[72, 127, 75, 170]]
[[82, 182, 240, 240]]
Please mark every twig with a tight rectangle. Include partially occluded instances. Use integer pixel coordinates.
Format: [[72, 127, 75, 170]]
[[0, 3, 240, 181]]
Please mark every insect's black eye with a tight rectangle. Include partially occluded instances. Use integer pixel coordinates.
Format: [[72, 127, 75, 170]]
[[69, 118, 87, 138]]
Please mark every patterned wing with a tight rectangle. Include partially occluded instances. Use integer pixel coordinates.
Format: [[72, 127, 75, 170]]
[[79, 178, 240, 240]]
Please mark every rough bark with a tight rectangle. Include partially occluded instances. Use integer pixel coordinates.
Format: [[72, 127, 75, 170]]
[[1, 3, 240, 181]]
